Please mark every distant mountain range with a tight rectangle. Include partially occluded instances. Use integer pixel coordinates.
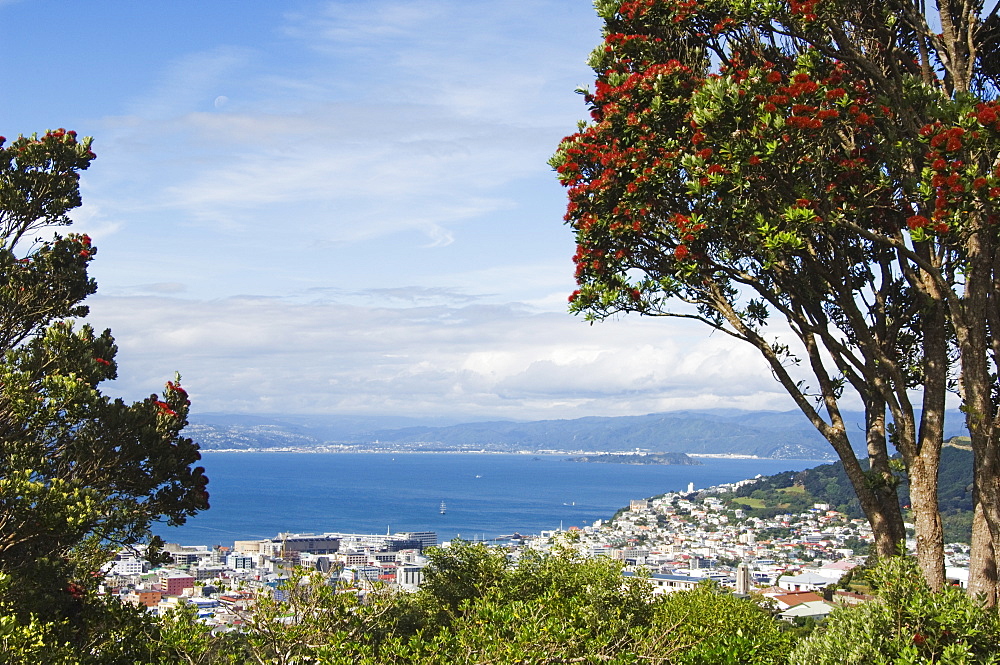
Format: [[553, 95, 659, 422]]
[[186, 409, 970, 460]]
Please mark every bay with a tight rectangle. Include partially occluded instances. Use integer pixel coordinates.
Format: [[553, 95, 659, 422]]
[[152, 453, 822, 547]]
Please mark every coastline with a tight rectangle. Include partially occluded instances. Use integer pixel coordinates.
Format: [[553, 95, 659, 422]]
[[153, 454, 824, 547], [198, 448, 831, 462]]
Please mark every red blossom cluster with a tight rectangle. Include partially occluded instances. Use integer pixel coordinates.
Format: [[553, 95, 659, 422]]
[[661, 0, 700, 23], [916, 107, 1000, 227], [786, 115, 823, 129], [750, 64, 875, 138], [66, 582, 84, 600], [154, 400, 178, 417], [45, 128, 76, 140], [616, 0, 659, 20], [972, 101, 1000, 130], [789, 0, 820, 21], [711, 17, 736, 34]]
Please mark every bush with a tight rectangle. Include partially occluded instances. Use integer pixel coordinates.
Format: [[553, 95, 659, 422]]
[[789, 557, 1000, 665]]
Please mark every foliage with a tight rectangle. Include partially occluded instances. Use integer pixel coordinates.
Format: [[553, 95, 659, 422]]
[[553, 0, 1000, 588], [0, 590, 170, 665], [160, 542, 795, 664], [790, 557, 1000, 664], [0, 129, 209, 655]]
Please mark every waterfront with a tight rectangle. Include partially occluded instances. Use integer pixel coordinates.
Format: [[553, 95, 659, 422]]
[[152, 453, 822, 546]]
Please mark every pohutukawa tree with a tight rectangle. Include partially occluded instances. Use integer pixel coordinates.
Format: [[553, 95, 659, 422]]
[[0, 130, 209, 633], [553, 0, 1000, 598]]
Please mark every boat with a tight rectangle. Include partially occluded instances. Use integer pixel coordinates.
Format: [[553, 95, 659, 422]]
[[439, 501, 447, 515]]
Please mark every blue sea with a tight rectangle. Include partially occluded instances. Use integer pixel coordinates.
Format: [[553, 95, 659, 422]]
[[152, 453, 822, 547]]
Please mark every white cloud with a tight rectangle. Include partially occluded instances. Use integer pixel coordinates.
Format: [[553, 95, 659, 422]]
[[76, 0, 596, 277], [86, 293, 800, 420], [48, 1, 815, 421]]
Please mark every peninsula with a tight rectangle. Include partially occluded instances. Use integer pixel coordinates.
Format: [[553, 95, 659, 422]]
[[566, 452, 701, 465]]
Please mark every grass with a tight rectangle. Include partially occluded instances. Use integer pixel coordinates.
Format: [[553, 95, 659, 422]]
[[731, 497, 766, 508]]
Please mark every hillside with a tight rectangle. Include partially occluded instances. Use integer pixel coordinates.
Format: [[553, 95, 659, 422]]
[[719, 446, 974, 542], [185, 409, 970, 460]]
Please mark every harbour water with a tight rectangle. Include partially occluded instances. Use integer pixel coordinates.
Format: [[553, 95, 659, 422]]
[[152, 453, 823, 547]]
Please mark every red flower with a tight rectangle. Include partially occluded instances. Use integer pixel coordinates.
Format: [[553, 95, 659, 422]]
[[973, 177, 988, 190], [154, 400, 177, 417], [94, 357, 111, 366], [913, 633, 926, 646], [748, 156, 762, 165], [907, 215, 929, 229], [674, 244, 690, 260], [977, 107, 998, 125], [766, 71, 782, 84], [696, 148, 713, 159]]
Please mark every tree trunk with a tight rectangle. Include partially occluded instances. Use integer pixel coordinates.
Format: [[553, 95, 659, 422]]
[[908, 456, 945, 589], [947, 219, 1000, 603], [911, 295, 947, 590], [971, 431, 1000, 605], [831, 426, 904, 559], [969, 502, 998, 602], [864, 405, 907, 553]]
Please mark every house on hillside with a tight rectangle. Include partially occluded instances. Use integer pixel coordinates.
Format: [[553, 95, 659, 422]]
[[778, 600, 835, 623], [777, 571, 831, 592]]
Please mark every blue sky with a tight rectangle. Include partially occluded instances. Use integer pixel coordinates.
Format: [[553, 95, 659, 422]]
[[0, 0, 792, 420]]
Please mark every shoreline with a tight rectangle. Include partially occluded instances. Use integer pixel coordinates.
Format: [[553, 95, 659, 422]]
[[198, 448, 831, 462]]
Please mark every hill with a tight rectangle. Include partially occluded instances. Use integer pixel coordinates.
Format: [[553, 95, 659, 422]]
[[185, 409, 970, 460], [720, 446, 974, 542]]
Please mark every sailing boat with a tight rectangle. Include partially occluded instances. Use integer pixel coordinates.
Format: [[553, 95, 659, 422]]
[[439, 501, 447, 515]]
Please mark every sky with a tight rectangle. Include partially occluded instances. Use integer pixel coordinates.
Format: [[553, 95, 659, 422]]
[[0, 0, 802, 422]]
